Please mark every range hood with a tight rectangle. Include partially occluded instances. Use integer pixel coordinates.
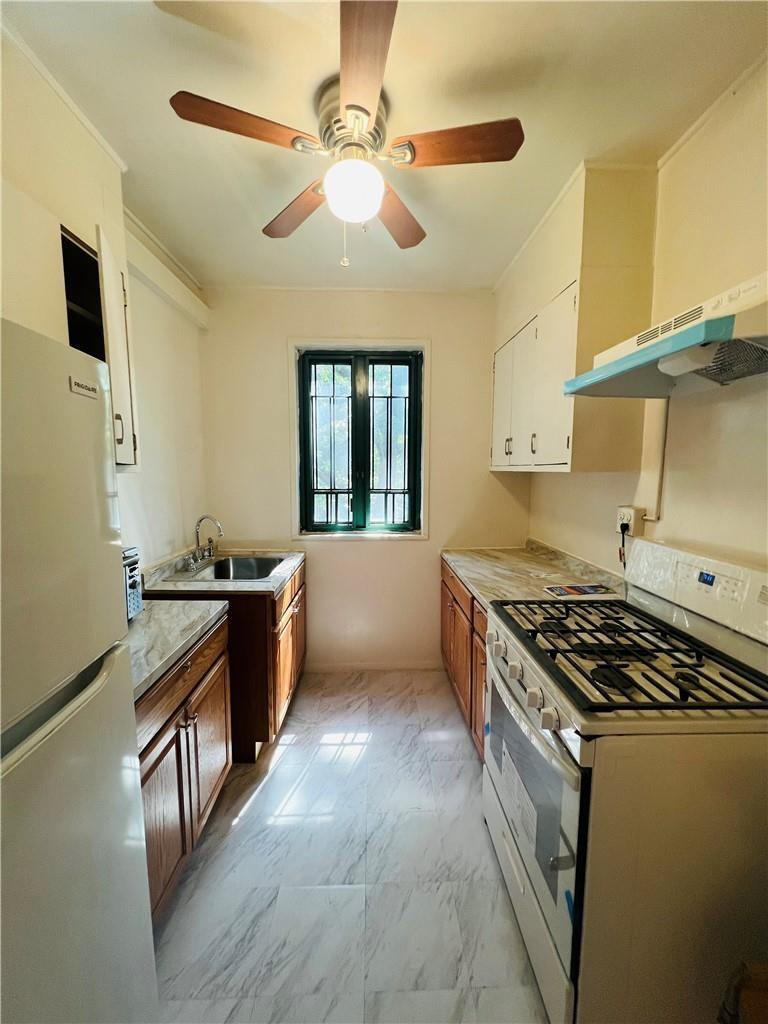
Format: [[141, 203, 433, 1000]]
[[565, 273, 768, 398]]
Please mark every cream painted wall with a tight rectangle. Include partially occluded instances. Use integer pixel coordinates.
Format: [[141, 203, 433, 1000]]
[[527, 60, 768, 571], [201, 288, 528, 669], [116, 243, 208, 565]]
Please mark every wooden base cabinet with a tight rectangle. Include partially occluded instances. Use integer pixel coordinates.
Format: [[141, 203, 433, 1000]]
[[135, 616, 231, 922], [139, 711, 193, 918], [441, 558, 488, 759], [147, 561, 307, 761]]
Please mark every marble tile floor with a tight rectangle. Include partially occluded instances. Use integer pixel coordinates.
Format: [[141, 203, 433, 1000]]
[[154, 670, 547, 1024]]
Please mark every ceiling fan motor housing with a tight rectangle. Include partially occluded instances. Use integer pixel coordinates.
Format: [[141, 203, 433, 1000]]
[[316, 76, 388, 158]]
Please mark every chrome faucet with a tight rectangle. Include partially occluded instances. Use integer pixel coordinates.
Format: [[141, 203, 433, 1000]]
[[193, 514, 224, 562]]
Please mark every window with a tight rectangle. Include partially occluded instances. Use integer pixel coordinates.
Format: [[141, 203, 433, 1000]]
[[298, 350, 423, 533]]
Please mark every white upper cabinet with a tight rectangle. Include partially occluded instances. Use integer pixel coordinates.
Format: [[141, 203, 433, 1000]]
[[491, 165, 657, 474], [490, 335, 515, 468], [532, 282, 578, 466], [508, 318, 537, 467], [97, 226, 138, 466]]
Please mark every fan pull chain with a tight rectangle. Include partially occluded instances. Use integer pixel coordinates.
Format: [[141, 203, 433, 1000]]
[[340, 221, 350, 267]]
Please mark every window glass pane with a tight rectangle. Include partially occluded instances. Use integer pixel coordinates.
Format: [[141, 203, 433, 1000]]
[[372, 363, 391, 396], [314, 493, 328, 523], [370, 492, 385, 523], [313, 363, 334, 396], [392, 364, 409, 397], [334, 363, 352, 397], [336, 493, 351, 524], [371, 396, 388, 490], [333, 397, 350, 489], [314, 395, 331, 489], [393, 493, 405, 523], [391, 396, 407, 491]]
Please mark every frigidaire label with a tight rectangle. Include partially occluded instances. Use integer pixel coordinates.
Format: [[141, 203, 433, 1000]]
[[69, 375, 98, 400]]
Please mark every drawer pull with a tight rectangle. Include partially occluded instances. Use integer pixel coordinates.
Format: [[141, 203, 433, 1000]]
[[184, 660, 192, 674]]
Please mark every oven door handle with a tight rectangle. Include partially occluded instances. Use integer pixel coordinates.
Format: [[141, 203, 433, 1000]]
[[489, 660, 582, 792]]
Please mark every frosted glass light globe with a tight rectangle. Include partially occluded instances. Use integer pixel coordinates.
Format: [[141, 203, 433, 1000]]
[[323, 158, 385, 224]]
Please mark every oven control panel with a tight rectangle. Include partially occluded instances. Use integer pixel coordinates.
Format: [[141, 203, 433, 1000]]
[[625, 539, 768, 643]]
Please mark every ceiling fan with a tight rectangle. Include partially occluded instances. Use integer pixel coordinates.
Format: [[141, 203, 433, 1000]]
[[169, 0, 524, 250]]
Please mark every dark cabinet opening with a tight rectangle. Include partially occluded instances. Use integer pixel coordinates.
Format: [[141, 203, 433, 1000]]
[[61, 229, 105, 362]]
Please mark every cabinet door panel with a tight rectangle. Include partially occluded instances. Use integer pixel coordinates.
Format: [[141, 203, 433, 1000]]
[[452, 606, 472, 723], [97, 225, 137, 465], [471, 631, 487, 756], [140, 715, 192, 918], [292, 585, 307, 687], [490, 340, 514, 468], [534, 282, 577, 465], [508, 318, 537, 466], [440, 581, 454, 675], [187, 656, 232, 843], [274, 613, 295, 732]]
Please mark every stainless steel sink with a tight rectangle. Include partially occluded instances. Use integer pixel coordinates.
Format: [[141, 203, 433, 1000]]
[[210, 556, 283, 580], [169, 555, 285, 582]]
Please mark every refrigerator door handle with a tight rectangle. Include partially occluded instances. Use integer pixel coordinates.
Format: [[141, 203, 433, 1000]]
[[114, 412, 125, 445]]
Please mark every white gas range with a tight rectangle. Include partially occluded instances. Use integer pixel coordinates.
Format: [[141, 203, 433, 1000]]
[[482, 539, 768, 1024]]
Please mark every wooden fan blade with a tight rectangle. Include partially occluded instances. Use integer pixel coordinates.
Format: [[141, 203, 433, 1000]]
[[390, 118, 524, 168], [170, 91, 320, 151], [377, 184, 426, 249], [340, 1, 398, 130], [263, 181, 325, 238]]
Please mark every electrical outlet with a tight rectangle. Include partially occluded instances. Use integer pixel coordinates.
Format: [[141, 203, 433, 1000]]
[[616, 505, 645, 536]]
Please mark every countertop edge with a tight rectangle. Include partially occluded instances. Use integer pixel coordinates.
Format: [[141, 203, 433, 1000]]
[[129, 600, 229, 702], [441, 543, 623, 611]]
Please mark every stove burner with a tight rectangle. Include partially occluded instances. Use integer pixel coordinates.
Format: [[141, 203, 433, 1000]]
[[601, 619, 628, 634], [674, 670, 704, 702], [590, 664, 636, 694], [570, 641, 651, 663], [539, 618, 575, 636]]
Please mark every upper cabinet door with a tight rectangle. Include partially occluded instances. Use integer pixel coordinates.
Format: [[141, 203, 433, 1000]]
[[97, 226, 137, 466], [508, 318, 537, 466], [490, 339, 514, 468], [533, 282, 578, 466]]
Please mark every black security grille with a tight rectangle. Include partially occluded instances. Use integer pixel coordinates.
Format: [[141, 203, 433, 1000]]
[[298, 351, 422, 532]]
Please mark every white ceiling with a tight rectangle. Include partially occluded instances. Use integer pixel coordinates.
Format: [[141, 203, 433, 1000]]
[[4, 1, 766, 291]]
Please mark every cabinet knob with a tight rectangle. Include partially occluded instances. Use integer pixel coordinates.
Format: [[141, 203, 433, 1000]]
[[184, 660, 192, 674]]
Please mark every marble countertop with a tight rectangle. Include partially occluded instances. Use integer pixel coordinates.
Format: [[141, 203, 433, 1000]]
[[127, 599, 228, 701], [441, 540, 623, 611], [144, 548, 305, 597]]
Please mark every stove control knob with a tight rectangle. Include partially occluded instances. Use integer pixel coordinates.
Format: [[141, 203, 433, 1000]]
[[507, 660, 524, 682], [540, 707, 560, 731], [485, 630, 497, 646], [526, 687, 544, 709], [491, 640, 507, 659]]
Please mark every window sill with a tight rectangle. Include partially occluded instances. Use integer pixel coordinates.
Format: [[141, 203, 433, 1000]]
[[293, 530, 429, 542]]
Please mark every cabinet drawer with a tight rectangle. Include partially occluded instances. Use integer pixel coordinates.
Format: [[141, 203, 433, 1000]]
[[275, 562, 306, 624], [135, 617, 228, 754], [473, 603, 488, 638], [440, 559, 473, 620]]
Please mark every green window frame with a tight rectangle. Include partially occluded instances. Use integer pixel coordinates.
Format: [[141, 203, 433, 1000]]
[[298, 349, 423, 533]]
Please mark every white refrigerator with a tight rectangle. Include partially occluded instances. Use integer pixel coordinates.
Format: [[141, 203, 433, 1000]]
[[1, 320, 158, 1023]]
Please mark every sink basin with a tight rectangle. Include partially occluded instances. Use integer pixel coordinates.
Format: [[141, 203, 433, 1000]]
[[167, 555, 286, 583], [210, 556, 283, 581]]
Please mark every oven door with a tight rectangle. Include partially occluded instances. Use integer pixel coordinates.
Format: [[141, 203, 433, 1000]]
[[485, 655, 585, 973]]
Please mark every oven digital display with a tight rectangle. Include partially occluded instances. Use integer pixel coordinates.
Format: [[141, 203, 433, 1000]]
[[698, 571, 716, 587]]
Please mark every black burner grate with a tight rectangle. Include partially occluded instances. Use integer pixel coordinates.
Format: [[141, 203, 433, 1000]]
[[491, 598, 768, 713]]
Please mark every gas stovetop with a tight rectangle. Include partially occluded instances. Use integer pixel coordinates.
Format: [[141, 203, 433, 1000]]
[[492, 598, 768, 714]]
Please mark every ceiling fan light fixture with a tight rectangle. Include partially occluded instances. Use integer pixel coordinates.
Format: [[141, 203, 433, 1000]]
[[323, 154, 385, 224]]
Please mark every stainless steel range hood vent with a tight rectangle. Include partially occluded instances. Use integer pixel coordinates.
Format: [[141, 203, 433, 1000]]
[[565, 273, 768, 398]]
